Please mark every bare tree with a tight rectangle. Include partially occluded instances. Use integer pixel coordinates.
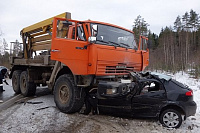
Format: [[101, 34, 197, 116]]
[[12, 40, 23, 56]]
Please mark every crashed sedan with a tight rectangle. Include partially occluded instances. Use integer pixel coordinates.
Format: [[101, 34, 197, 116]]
[[83, 72, 197, 128]]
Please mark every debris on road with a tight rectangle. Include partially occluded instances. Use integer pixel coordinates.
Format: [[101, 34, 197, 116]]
[[37, 106, 56, 111]]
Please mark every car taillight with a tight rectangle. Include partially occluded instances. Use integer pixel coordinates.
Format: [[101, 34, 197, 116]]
[[185, 90, 193, 96]]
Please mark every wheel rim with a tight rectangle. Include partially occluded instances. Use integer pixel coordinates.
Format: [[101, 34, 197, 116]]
[[163, 111, 180, 128], [59, 85, 70, 104]]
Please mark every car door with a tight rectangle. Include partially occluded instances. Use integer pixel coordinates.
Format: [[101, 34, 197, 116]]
[[132, 80, 167, 117]]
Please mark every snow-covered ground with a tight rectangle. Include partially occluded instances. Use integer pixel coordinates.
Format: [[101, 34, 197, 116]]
[[0, 72, 200, 133]]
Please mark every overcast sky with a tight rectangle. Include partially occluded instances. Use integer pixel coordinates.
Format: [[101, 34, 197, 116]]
[[0, 0, 200, 44]]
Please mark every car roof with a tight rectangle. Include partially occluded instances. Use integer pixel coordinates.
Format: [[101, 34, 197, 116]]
[[150, 72, 171, 81]]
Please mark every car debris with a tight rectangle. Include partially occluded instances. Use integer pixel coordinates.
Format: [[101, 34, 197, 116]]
[[37, 106, 56, 111]]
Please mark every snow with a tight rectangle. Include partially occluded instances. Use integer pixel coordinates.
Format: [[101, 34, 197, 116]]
[[0, 72, 200, 132]]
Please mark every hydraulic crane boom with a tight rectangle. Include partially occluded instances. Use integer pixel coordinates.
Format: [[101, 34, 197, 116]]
[[21, 12, 71, 59]]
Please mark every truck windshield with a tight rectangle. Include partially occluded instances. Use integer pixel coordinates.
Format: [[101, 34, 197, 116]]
[[91, 23, 137, 49]]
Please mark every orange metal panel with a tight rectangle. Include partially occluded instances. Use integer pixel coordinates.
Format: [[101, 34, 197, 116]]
[[94, 45, 142, 75], [51, 17, 148, 76], [51, 18, 89, 75]]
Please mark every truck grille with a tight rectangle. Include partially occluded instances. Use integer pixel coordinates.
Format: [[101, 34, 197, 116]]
[[105, 66, 134, 73], [96, 61, 140, 75]]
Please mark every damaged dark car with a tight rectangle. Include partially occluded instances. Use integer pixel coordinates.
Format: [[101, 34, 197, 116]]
[[83, 72, 197, 128]]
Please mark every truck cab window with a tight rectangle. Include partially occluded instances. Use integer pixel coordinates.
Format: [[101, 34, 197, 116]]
[[91, 24, 98, 37], [57, 20, 86, 41], [91, 23, 137, 49], [77, 25, 86, 41], [141, 38, 147, 50], [57, 20, 74, 39]]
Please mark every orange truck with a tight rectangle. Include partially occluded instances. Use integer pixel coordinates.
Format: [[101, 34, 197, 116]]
[[10, 12, 149, 113]]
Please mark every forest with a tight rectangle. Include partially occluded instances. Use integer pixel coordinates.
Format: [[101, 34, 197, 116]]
[[0, 9, 200, 77], [133, 9, 200, 78]]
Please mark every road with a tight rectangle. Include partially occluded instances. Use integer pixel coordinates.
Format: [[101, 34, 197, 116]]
[[0, 78, 16, 103], [0, 78, 51, 112]]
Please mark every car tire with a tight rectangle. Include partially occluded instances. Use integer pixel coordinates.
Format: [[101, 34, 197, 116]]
[[20, 71, 36, 96], [54, 74, 85, 113], [160, 109, 182, 128], [12, 70, 22, 94]]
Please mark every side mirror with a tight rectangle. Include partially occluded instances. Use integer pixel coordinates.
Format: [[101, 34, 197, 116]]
[[88, 36, 96, 43]]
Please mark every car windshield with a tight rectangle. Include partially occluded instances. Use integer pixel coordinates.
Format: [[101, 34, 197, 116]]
[[91, 23, 137, 49], [151, 72, 171, 81]]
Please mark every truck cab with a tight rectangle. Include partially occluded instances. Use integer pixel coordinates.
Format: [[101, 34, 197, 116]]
[[51, 18, 149, 76]]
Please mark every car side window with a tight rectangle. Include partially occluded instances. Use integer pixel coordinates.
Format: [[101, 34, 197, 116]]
[[140, 81, 163, 95]]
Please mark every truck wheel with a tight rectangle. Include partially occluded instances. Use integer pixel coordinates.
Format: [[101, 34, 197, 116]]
[[12, 70, 22, 94], [20, 71, 36, 96], [54, 74, 84, 113], [159, 109, 182, 128]]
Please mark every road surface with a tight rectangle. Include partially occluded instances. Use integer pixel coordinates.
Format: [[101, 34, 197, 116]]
[[0, 78, 16, 103], [0, 78, 51, 111]]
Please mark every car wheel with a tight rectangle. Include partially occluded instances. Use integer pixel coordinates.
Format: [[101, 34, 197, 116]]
[[20, 71, 36, 96], [160, 109, 182, 128], [12, 70, 22, 94], [54, 74, 85, 113]]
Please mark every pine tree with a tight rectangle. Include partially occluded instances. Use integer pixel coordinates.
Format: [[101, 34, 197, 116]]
[[132, 15, 149, 43], [174, 15, 182, 32], [148, 31, 159, 50], [189, 9, 199, 31], [182, 12, 191, 31]]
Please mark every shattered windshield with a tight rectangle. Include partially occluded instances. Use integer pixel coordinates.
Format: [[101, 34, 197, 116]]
[[91, 23, 137, 49], [151, 72, 171, 81]]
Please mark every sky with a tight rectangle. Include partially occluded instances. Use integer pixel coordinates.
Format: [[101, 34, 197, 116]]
[[0, 0, 200, 45]]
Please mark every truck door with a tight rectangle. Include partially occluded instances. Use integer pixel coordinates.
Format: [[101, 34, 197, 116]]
[[51, 18, 89, 75], [139, 36, 149, 71]]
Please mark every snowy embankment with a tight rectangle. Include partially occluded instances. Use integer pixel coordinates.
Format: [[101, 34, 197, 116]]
[[0, 72, 199, 133]]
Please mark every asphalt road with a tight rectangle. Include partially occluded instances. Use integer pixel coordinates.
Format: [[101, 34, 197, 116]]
[[0, 78, 16, 103], [0, 78, 51, 111]]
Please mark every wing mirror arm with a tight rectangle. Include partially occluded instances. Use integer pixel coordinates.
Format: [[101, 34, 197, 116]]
[[83, 36, 96, 49]]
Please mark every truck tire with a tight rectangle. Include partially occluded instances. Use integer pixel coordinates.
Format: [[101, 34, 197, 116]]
[[12, 70, 22, 94], [54, 74, 84, 113], [20, 71, 36, 96]]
